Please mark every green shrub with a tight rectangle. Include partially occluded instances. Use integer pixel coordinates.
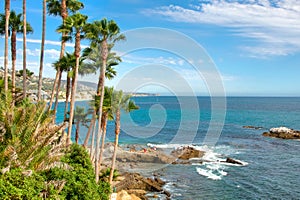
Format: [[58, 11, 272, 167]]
[[43, 144, 110, 200], [0, 168, 58, 200], [99, 168, 119, 181]]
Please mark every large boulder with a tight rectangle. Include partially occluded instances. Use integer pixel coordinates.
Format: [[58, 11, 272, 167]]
[[115, 172, 169, 199], [115, 172, 164, 192], [116, 190, 141, 200], [263, 127, 300, 139], [171, 146, 205, 160]]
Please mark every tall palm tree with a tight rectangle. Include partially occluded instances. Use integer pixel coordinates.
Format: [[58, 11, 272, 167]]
[[85, 18, 125, 183], [38, 0, 47, 101], [82, 45, 120, 149], [83, 87, 114, 162], [52, 52, 74, 122], [4, 0, 10, 92], [73, 106, 89, 144], [98, 87, 114, 169], [56, 12, 88, 145], [22, 0, 27, 99], [109, 90, 139, 184], [0, 11, 33, 104], [53, 52, 86, 123], [47, 0, 83, 113]]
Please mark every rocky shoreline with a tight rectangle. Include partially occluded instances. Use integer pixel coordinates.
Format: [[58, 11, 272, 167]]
[[101, 143, 244, 199]]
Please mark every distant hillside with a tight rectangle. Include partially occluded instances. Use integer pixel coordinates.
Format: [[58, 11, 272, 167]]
[[2, 69, 158, 98]]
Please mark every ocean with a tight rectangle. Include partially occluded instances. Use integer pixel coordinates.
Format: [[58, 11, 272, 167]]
[[56, 97, 300, 199]]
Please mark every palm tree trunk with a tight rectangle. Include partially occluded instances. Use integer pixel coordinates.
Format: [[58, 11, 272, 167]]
[[11, 31, 16, 105], [109, 109, 120, 184], [75, 121, 79, 144], [90, 119, 96, 160], [38, 0, 46, 101], [48, 69, 60, 110], [98, 112, 108, 169], [63, 71, 71, 121], [67, 31, 80, 145], [83, 110, 96, 148], [84, 70, 101, 148], [95, 40, 108, 183], [53, 70, 62, 123], [49, 0, 67, 111], [4, 0, 10, 92], [22, 0, 27, 98]]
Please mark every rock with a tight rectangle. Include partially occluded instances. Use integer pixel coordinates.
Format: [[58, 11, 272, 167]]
[[243, 125, 263, 130], [172, 159, 203, 165], [115, 172, 167, 199], [171, 146, 205, 160], [154, 177, 165, 185], [116, 150, 175, 164], [116, 190, 141, 200], [224, 157, 243, 165], [263, 127, 300, 139], [163, 190, 171, 197], [172, 160, 191, 165], [270, 127, 293, 133], [126, 190, 147, 200]]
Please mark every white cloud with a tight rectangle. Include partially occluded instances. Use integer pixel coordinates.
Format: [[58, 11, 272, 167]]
[[122, 54, 186, 66], [16, 37, 88, 48], [143, 0, 300, 57], [45, 49, 61, 59], [16, 48, 60, 59]]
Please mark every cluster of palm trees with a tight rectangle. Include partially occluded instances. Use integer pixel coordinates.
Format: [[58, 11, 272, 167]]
[[1, 0, 139, 184]]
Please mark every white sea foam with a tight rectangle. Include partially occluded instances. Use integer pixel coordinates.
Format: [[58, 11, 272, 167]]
[[194, 145, 247, 180], [148, 143, 248, 180], [147, 143, 186, 149], [196, 167, 222, 180]]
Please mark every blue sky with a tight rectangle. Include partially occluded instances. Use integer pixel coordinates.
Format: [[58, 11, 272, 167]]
[[1, 0, 300, 96]]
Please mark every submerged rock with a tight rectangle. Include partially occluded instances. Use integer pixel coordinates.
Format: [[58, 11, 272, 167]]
[[263, 127, 300, 139], [243, 125, 263, 130]]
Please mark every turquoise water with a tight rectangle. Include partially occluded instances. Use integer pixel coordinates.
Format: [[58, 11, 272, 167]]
[[57, 97, 300, 199]]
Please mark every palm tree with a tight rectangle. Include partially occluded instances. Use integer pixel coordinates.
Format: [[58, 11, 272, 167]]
[[85, 18, 125, 182], [53, 53, 76, 123], [22, 0, 27, 99], [52, 52, 76, 122], [82, 45, 120, 149], [56, 12, 88, 145], [52, 52, 86, 123], [17, 69, 34, 79], [4, 0, 10, 92], [109, 90, 139, 184], [0, 11, 33, 104], [98, 87, 114, 169], [47, 0, 84, 113], [83, 87, 113, 156], [73, 106, 89, 144], [38, 0, 46, 101]]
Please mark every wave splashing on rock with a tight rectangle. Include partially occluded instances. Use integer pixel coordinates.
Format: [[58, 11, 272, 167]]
[[263, 127, 300, 139]]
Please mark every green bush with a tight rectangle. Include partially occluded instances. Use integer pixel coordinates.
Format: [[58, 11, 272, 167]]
[[43, 144, 111, 200], [0, 168, 58, 200]]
